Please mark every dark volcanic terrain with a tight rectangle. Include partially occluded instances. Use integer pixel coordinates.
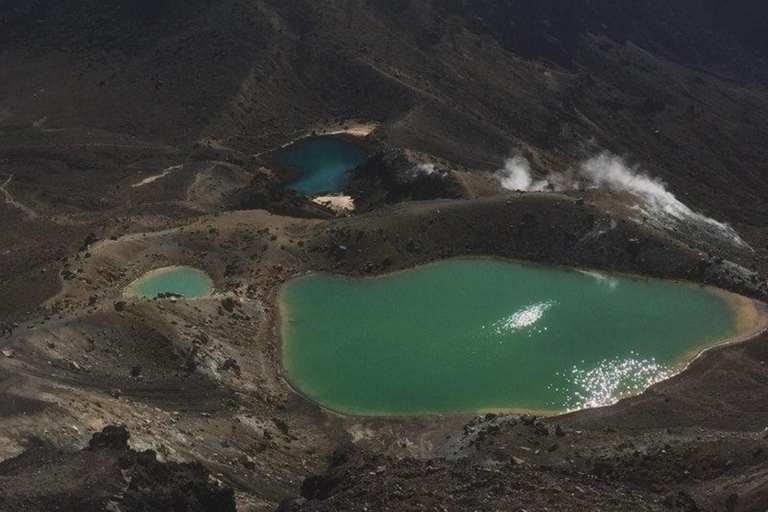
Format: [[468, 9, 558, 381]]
[[1, 1, 768, 511]]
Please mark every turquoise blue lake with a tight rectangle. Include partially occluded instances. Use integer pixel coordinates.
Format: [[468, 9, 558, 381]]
[[277, 137, 367, 195]]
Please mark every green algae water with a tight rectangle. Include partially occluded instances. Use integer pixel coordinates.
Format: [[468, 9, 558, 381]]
[[277, 137, 367, 195], [280, 259, 740, 416], [124, 267, 213, 298]]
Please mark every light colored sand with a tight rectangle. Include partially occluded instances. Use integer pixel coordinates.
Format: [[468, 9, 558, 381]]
[[318, 122, 378, 137], [251, 121, 379, 157], [673, 290, 768, 376], [277, 122, 379, 150], [720, 291, 768, 341], [312, 195, 356, 213]]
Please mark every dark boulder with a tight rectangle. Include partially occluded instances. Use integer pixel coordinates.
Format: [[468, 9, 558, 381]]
[[89, 425, 130, 450]]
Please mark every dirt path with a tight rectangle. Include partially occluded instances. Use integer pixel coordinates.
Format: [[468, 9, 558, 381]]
[[0, 173, 39, 219], [131, 164, 183, 188], [452, 171, 479, 199]]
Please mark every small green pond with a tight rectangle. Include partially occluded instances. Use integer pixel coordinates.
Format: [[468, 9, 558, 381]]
[[124, 266, 214, 298], [276, 136, 367, 196], [280, 259, 739, 416]]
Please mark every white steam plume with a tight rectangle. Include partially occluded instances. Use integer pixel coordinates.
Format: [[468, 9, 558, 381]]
[[495, 153, 549, 192], [494, 151, 749, 250], [579, 153, 748, 249], [411, 163, 452, 180], [414, 163, 439, 176]]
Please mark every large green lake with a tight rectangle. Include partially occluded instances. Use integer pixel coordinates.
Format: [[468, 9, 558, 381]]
[[124, 266, 213, 299], [280, 259, 740, 416]]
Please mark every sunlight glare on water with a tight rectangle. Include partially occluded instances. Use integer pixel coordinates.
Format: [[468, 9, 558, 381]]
[[487, 300, 557, 337], [550, 352, 671, 411]]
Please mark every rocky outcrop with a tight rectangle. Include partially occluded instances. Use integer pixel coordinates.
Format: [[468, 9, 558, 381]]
[[225, 167, 334, 219], [280, 444, 679, 511], [347, 148, 467, 212], [0, 426, 236, 512]]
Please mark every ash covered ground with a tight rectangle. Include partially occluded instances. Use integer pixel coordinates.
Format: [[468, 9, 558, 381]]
[[2, 1, 768, 510]]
